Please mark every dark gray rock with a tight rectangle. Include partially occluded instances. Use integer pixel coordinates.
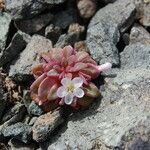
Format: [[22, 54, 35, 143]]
[[45, 24, 62, 44], [129, 24, 150, 44], [2, 103, 26, 124], [120, 43, 150, 69], [0, 75, 7, 121], [9, 35, 52, 81], [52, 10, 77, 29], [15, 13, 53, 34], [0, 31, 31, 67], [5, 0, 67, 20], [0, 12, 11, 52], [86, 0, 135, 65], [32, 109, 64, 142], [8, 138, 37, 150], [55, 33, 80, 48], [55, 24, 85, 48], [2, 122, 32, 143]]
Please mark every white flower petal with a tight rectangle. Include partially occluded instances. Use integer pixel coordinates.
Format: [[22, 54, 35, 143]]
[[74, 88, 84, 98], [61, 77, 71, 86], [57, 86, 67, 98], [64, 94, 74, 105], [72, 77, 83, 89]]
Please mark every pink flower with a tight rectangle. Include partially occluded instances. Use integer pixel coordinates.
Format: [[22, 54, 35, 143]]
[[30, 45, 111, 111]]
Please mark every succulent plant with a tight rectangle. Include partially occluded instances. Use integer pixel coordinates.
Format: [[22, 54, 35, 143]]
[[30, 45, 111, 111]]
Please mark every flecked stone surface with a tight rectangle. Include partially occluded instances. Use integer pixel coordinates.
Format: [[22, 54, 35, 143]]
[[129, 24, 150, 44], [0, 12, 11, 52], [120, 43, 150, 69], [5, 0, 67, 20], [86, 0, 135, 65], [2, 123, 32, 143], [9, 35, 52, 81], [0, 31, 31, 67], [32, 109, 64, 142]]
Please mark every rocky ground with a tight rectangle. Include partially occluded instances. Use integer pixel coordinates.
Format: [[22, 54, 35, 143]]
[[0, 0, 150, 149]]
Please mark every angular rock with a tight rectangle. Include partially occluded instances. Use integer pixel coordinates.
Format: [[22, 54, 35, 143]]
[[55, 23, 85, 48], [135, 0, 150, 27], [23, 90, 43, 116], [86, 0, 135, 65], [5, 0, 67, 20], [55, 33, 80, 48], [28, 101, 43, 116], [45, 24, 62, 44], [9, 35, 52, 81], [0, 12, 11, 52], [15, 13, 53, 34], [129, 24, 150, 44], [0, 31, 31, 67], [2, 123, 32, 143], [32, 109, 64, 142], [2, 103, 26, 124], [77, 0, 97, 19], [52, 10, 77, 29], [48, 68, 150, 149], [120, 43, 150, 69]]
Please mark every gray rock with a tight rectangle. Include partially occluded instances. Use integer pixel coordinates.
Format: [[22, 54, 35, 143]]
[[0, 31, 31, 67], [8, 138, 37, 150], [129, 24, 150, 44], [28, 101, 43, 116], [23, 90, 43, 116], [120, 43, 150, 69], [32, 109, 64, 142], [48, 68, 150, 149], [9, 35, 52, 81], [86, 0, 135, 65], [55, 24, 85, 48], [28, 117, 38, 126], [5, 0, 66, 20], [55, 33, 80, 48], [120, 118, 150, 150], [2, 122, 32, 143], [135, 0, 150, 27], [0, 12, 11, 52], [2, 103, 26, 124], [45, 24, 62, 45], [15, 13, 53, 34]]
